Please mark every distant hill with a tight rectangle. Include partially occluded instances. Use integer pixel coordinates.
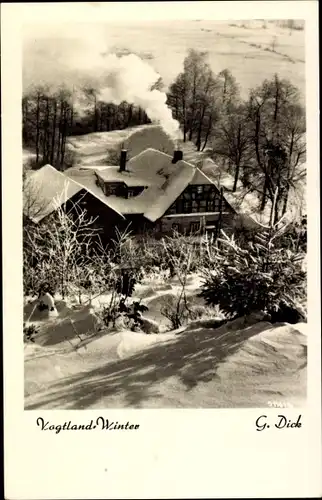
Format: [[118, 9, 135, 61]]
[[65, 124, 175, 167]]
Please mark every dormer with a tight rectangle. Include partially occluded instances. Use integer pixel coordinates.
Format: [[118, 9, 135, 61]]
[[95, 173, 127, 197], [95, 171, 146, 200]]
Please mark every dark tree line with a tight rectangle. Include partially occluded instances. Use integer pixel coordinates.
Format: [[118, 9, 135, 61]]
[[23, 88, 74, 169], [22, 87, 150, 170]]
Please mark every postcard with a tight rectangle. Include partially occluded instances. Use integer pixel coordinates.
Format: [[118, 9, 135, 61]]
[[2, 1, 321, 498]]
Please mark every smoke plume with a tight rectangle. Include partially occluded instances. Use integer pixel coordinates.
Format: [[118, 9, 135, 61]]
[[23, 25, 182, 139]]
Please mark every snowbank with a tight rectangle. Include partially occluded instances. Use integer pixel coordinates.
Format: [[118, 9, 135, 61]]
[[25, 309, 307, 409], [24, 299, 102, 347]]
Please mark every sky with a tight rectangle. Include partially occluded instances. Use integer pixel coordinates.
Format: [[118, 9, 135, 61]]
[[18, 1, 310, 24]]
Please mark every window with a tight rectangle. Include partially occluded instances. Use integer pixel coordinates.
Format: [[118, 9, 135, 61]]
[[190, 222, 200, 234], [214, 197, 225, 212], [197, 186, 203, 194], [192, 201, 199, 213], [184, 201, 191, 213], [176, 201, 184, 213], [105, 183, 118, 196], [200, 200, 207, 211], [207, 201, 215, 212], [127, 186, 144, 198]]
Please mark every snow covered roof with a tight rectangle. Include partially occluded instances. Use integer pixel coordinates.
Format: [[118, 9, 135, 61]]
[[66, 149, 195, 221], [125, 148, 189, 187], [29, 151, 237, 225], [23, 164, 84, 223], [66, 148, 235, 223], [24, 164, 125, 223], [190, 168, 216, 185], [95, 167, 153, 187]]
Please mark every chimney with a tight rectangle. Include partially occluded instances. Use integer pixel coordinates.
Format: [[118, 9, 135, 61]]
[[172, 150, 183, 164], [119, 149, 127, 172]]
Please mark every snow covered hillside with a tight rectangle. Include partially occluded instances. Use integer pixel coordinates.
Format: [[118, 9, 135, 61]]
[[25, 277, 307, 410]]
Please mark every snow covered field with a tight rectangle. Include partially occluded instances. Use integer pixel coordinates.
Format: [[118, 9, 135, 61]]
[[92, 19, 305, 99], [25, 275, 307, 410]]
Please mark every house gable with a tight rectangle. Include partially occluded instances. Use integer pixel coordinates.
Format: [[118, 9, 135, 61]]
[[23, 164, 84, 223], [159, 168, 237, 236], [165, 183, 230, 215], [164, 167, 236, 217], [25, 164, 126, 228]]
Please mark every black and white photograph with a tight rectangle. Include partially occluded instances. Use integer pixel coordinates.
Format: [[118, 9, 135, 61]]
[[2, 2, 320, 498], [21, 14, 309, 411]]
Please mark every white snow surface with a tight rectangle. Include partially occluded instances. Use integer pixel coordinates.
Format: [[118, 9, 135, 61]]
[[25, 276, 307, 410]]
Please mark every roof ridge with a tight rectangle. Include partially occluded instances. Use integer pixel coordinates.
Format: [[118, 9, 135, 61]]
[[193, 166, 220, 187], [176, 158, 195, 169], [129, 147, 173, 163], [43, 164, 67, 175]]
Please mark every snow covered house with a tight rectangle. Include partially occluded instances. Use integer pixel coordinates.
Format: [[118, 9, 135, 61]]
[[64, 147, 240, 238], [24, 147, 244, 240], [23, 164, 124, 241]]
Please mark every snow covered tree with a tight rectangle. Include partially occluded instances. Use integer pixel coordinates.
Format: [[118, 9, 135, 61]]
[[245, 74, 306, 220], [200, 213, 307, 321], [167, 49, 221, 149], [212, 103, 252, 191]]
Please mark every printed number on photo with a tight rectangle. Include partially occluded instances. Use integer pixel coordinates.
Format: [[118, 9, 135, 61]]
[[268, 401, 294, 408]]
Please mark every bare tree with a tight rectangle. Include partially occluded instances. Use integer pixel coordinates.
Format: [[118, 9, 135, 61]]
[[245, 74, 306, 221], [167, 49, 220, 146], [23, 167, 51, 222], [23, 186, 100, 298], [22, 86, 74, 170], [22, 86, 150, 170], [160, 233, 195, 329], [167, 72, 189, 141], [212, 103, 252, 191], [217, 69, 241, 111]]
